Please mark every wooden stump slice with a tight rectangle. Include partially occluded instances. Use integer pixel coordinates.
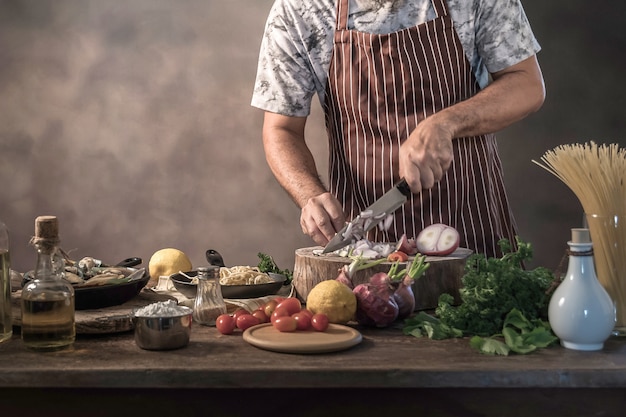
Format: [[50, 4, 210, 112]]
[[293, 247, 472, 311]]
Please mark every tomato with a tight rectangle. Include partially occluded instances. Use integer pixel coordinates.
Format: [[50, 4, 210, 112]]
[[272, 316, 297, 332], [276, 297, 302, 316], [387, 250, 409, 262], [236, 314, 260, 331], [311, 313, 329, 332], [299, 308, 314, 319], [263, 300, 278, 318], [270, 307, 290, 324], [252, 309, 269, 323], [232, 308, 250, 320], [216, 314, 236, 335], [292, 311, 312, 330], [273, 296, 286, 305]]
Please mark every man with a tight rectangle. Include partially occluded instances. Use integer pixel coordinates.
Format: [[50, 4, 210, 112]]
[[251, 0, 545, 258]]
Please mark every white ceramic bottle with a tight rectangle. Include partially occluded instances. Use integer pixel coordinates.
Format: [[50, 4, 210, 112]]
[[548, 228, 615, 350]]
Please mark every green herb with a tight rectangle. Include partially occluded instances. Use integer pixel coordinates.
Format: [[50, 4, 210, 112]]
[[469, 309, 558, 356], [402, 238, 560, 355], [403, 312, 463, 340], [257, 252, 293, 283], [435, 237, 555, 337]]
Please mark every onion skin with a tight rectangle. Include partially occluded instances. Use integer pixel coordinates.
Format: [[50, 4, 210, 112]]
[[353, 281, 399, 327], [335, 268, 354, 289], [393, 276, 415, 320]]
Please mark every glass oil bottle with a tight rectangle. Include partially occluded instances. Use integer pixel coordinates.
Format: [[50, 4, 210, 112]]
[[0, 220, 12, 343], [21, 216, 75, 350]]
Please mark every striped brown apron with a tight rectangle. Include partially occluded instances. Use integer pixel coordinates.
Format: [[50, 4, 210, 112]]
[[323, 0, 517, 258]]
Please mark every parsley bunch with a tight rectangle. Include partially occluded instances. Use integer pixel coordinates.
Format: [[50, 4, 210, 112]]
[[403, 238, 559, 355], [257, 252, 293, 284], [435, 238, 555, 336]]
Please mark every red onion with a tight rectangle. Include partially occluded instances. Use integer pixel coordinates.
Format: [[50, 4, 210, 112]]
[[353, 277, 399, 327], [392, 276, 415, 320], [335, 267, 354, 289]]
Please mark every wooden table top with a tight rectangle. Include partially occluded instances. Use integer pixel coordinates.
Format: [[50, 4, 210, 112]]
[[1, 322, 625, 390]]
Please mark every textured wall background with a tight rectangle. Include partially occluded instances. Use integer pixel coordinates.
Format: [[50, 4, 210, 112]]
[[0, 0, 624, 276]]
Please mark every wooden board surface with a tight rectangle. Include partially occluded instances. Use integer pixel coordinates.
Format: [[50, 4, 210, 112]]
[[11, 289, 176, 334], [243, 323, 362, 354], [293, 246, 472, 310]]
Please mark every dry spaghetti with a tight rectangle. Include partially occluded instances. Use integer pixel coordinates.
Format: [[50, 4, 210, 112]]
[[533, 141, 626, 330]]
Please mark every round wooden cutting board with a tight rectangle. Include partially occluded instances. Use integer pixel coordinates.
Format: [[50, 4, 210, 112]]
[[243, 323, 362, 354], [293, 246, 472, 310]]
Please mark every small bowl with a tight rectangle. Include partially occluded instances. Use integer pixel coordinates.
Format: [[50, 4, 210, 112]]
[[170, 271, 287, 299], [133, 306, 193, 351]]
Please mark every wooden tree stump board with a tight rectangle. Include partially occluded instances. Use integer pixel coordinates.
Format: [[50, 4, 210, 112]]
[[293, 247, 472, 310]]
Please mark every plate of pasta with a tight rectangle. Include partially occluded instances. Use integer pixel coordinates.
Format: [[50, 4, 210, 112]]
[[170, 266, 287, 299]]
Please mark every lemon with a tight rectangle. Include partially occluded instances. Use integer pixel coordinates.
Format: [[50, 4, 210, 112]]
[[148, 248, 192, 286], [306, 280, 357, 324]]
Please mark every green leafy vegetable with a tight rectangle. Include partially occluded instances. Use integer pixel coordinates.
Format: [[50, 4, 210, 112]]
[[435, 238, 556, 336], [470, 309, 558, 356], [403, 312, 463, 340], [257, 252, 292, 283], [402, 238, 560, 355]]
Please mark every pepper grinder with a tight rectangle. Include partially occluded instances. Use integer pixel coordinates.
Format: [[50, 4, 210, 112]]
[[548, 228, 615, 350], [192, 265, 227, 326]]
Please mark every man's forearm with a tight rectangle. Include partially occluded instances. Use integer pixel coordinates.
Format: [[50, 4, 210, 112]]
[[432, 55, 545, 139], [262, 113, 328, 209]]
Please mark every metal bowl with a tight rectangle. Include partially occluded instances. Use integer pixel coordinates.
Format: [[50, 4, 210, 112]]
[[133, 307, 193, 350], [170, 271, 287, 299]]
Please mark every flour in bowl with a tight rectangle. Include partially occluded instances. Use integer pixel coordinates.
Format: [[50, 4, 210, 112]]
[[134, 300, 191, 317]]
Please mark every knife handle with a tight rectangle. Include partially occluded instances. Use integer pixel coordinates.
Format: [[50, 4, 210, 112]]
[[396, 178, 412, 197]]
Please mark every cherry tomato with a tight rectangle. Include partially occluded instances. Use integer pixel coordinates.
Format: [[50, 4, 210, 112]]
[[299, 308, 314, 319], [387, 250, 409, 262], [232, 308, 250, 321], [272, 316, 297, 332], [216, 314, 236, 335], [236, 314, 260, 331], [276, 297, 302, 316], [252, 309, 269, 323], [270, 307, 290, 324], [273, 296, 286, 305], [263, 300, 278, 318], [292, 311, 312, 330], [311, 313, 329, 332]]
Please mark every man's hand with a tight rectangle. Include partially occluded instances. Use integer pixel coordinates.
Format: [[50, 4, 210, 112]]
[[399, 55, 545, 194], [399, 118, 454, 193], [300, 192, 345, 246]]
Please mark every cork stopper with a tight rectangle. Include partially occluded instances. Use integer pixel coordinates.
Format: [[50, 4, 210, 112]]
[[571, 228, 591, 244], [35, 216, 59, 240]]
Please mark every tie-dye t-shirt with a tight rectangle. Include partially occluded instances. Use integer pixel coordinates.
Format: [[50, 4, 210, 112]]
[[251, 0, 541, 117]]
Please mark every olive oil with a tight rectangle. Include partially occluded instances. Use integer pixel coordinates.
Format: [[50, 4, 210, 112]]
[[21, 296, 75, 349], [0, 249, 12, 343], [21, 216, 75, 350]]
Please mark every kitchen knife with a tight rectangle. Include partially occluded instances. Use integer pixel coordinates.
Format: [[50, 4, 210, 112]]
[[322, 178, 412, 253]]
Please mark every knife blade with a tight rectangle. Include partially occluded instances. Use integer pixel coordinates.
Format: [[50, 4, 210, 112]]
[[322, 178, 412, 253]]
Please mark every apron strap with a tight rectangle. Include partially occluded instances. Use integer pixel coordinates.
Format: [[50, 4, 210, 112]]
[[336, 0, 350, 31], [432, 0, 449, 18]]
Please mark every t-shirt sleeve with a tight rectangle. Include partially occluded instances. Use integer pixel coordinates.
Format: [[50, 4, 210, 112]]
[[251, 1, 318, 117], [474, 0, 541, 73]]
